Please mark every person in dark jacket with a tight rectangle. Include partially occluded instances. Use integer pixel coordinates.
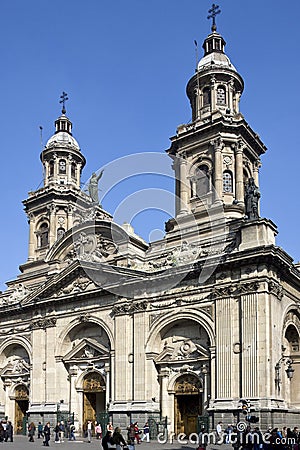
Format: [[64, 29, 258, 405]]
[[43, 422, 51, 447], [102, 431, 113, 450], [5, 421, 13, 442], [112, 427, 126, 450]]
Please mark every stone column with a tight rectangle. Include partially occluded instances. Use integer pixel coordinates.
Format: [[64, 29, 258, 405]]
[[235, 142, 244, 205], [31, 328, 46, 403], [104, 363, 110, 407], [133, 312, 146, 400], [67, 206, 73, 230], [69, 365, 78, 414], [48, 204, 56, 248], [110, 350, 115, 402], [76, 164, 81, 188], [228, 78, 234, 112], [44, 161, 49, 187], [210, 76, 216, 111], [178, 158, 190, 215], [212, 138, 224, 203], [28, 213, 35, 261], [159, 368, 170, 418]]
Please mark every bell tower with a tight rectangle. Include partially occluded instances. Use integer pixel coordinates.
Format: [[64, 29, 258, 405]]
[[167, 5, 266, 225], [23, 93, 90, 262]]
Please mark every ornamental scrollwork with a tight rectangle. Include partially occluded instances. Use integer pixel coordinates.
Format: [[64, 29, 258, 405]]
[[112, 301, 148, 315], [268, 281, 283, 300], [30, 317, 57, 330]]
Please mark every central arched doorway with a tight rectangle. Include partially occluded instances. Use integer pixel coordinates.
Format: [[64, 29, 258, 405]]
[[14, 385, 29, 435], [175, 374, 202, 435], [83, 372, 106, 427]]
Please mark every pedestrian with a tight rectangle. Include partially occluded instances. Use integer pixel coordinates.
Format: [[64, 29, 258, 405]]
[[54, 422, 61, 443], [43, 422, 51, 447], [87, 420, 93, 443], [216, 421, 223, 444], [141, 422, 150, 442], [102, 431, 113, 450], [134, 422, 141, 444], [38, 421, 44, 439], [60, 420, 65, 442], [112, 427, 126, 450], [107, 422, 114, 432], [95, 422, 102, 439], [5, 421, 13, 442], [28, 422, 36, 442], [69, 424, 76, 441]]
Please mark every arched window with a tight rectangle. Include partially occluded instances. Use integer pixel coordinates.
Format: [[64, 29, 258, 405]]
[[217, 86, 226, 105], [195, 165, 210, 197], [71, 162, 76, 178], [49, 160, 54, 177], [59, 159, 66, 174], [223, 171, 233, 193], [202, 88, 211, 106], [37, 223, 49, 248]]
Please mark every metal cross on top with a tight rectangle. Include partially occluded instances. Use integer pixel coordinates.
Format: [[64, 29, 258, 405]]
[[207, 3, 221, 32], [59, 91, 69, 114]]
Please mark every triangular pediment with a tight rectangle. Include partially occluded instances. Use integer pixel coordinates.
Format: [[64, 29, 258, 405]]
[[63, 338, 110, 364], [155, 339, 209, 364]]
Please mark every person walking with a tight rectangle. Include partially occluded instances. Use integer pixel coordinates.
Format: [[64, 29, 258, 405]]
[[43, 422, 51, 447], [102, 431, 113, 450], [38, 421, 44, 439], [5, 421, 13, 442], [87, 420, 93, 443], [95, 422, 102, 439], [141, 422, 150, 442], [28, 422, 36, 442], [112, 427, 126, 450], [54, 422, 61, 443]]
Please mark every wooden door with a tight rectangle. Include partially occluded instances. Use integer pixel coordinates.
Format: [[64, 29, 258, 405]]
[[14, 386, 29, 434]]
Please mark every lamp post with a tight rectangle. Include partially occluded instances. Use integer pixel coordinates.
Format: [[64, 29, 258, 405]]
[[275, 356, 294, 391]]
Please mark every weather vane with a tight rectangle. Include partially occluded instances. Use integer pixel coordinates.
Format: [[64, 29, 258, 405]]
[[59, 91, 68, 114], [207, 3, 221, 32]]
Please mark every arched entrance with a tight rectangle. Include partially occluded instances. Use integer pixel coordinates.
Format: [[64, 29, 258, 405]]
[[83, 372, 106, 426], [14, 385, 29, 434], [174, 374, 202, 435]]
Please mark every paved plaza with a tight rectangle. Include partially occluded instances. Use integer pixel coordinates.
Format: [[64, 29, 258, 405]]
[[0, 435, 206, 450]]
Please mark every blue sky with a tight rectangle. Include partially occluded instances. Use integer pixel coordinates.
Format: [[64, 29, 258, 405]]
[[0, 1, 299, 290]]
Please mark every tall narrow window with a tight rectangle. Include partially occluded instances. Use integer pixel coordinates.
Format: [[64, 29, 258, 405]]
[[203, 88, 211, 106], [195, 165, 210, 197], [38, 223, 49, 248], [59, 159, 66, 174], [71, 162, 76, 178], [49, 160, 54, 177], [223, 171, 233, 193], [217, 86, 226, 105]]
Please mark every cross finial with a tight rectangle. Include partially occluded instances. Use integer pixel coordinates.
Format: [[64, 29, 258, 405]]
[[207, 3, 221, 32], [59, 91, 69, 114]]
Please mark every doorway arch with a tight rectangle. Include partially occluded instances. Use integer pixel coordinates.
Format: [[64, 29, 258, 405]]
[[14, 385, 29, 434], [174, 374, 203, 435], [82, 372, 106, 428]]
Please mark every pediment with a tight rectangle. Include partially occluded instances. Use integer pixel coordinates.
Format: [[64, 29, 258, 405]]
[[155, 339, 209, 364], [1, 358, 30, 378], [63, 338, 110, 364], [21, 261, 100, 305]]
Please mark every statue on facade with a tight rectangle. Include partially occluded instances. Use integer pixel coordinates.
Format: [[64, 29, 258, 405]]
[[88, 170, 104, 204], [245, 177, 260, 220]]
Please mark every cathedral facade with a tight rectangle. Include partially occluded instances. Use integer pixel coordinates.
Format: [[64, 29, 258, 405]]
[[0, 16, 300, 436]]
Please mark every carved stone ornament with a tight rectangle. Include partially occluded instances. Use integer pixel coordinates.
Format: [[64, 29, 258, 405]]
[[57, 275, 94, 296], [268, 280, 283, 300], [112, 301, 148, 315], [66, 231, 117, 263], [212, 281, 260, 299], [0, 283, 31, 306], [30, 317, 57, 330], [174, 374, 203, 394], [83, 372, 105, 392]]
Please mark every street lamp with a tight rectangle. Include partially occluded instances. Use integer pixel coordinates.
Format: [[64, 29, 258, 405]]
[[275, 356, 294, 390], [286, 363, 295, 379]]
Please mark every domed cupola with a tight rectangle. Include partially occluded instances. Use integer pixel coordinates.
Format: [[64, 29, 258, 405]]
[[186, 4, 244, 122], [40, 92, 86, 189]]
